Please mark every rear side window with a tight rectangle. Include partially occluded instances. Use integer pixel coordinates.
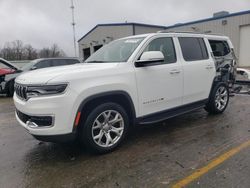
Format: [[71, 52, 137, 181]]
[[35, 60, 52, 69], [179, 37, 208, 61], [51, 59, 79, 67], [143, 37, 176, 64], [209, 40, 230, 57], [65, 59, 80, 65]]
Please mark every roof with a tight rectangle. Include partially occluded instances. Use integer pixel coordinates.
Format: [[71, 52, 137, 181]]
[[165, 9, 250, 29], [78, 10, 250, 42], [78, 22, 166, 42]]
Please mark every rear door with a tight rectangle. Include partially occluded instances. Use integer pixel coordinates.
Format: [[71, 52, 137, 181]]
[[178, 37, 215, 104]]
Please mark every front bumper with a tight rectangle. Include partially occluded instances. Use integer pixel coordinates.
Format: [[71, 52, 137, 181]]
[[14, 89, 78, 137]]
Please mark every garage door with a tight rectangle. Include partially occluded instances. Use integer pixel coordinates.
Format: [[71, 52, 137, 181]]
[[239, 25, 250, 67]]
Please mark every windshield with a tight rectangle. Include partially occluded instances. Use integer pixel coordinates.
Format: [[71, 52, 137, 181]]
[[86, 37, 145, 63], [21, 60, 38, 71]]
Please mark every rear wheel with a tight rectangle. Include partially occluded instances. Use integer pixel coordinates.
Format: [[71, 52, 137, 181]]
[[80, 102, 129, 154], [205, 83, 229, 114]]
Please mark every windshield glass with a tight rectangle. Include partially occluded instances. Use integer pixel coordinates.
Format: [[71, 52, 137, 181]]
[[86, 37, 145, 63], [21, 60, 38, 71]]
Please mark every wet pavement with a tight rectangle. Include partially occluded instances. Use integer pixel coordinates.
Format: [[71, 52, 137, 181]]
[[0, 95, 249, 188]]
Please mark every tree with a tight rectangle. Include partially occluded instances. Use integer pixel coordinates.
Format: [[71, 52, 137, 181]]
[[12, 40, 24, 60], [39, 44, 65, 58], [38, 47, 51, 58], [24, 45, 38, 60], [0, 40, 66, 60]]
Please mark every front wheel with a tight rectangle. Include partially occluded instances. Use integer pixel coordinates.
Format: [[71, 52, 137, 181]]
[[205, 83, 229, 114], [7, 80, 14, 97], [80, 102, 129, 154]]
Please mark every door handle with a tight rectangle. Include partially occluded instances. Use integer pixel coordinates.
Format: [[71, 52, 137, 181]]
[[170, 69, 181, 74], [206, 65, 214, 70]]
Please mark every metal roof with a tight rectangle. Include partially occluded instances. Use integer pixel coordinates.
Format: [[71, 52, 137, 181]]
[[78, 10, 250, 42], [165, 9, 250, 29], [77, 22, 166, 42]]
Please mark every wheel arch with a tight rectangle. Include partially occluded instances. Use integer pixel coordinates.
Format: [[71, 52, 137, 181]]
[[74, 90, 137, 131], [208, 76, 229, 101]]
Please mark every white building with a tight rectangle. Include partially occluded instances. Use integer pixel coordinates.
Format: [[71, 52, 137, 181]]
[[78, 23, 166, 60], [78, 10, 250, 67]]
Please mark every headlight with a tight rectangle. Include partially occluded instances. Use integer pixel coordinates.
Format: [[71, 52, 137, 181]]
[[26, 84, 68, 99]]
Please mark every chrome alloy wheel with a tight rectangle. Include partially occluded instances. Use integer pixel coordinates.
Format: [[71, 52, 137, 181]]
[[215, 86, 228, 111], [91, 110, 124, 147]]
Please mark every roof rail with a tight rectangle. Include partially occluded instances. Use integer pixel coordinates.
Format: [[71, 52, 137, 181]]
[[157, 30, 224, 36]]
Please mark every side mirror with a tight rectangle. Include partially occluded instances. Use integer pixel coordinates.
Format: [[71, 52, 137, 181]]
[[135, 51, 164, 67], [30, 66, 37, 70]]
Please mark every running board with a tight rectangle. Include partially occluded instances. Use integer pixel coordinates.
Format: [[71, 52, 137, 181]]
[[137, 99, 208, 125]]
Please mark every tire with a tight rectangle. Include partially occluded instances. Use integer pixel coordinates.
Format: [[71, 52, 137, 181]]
[[6, 80, 14, 97], [80, 102, 129, 154], [205, 83, 229, 114]]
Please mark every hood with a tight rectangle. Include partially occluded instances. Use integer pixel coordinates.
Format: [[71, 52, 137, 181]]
[[0, 58, 19, 76], [0, 58, 19, 70], [15, 63, 120, 85]]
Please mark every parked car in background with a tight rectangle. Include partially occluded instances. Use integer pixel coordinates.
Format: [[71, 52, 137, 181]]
[[0, 58, 19, 75], [236, 68, 250, 80], [0, 58, 21, 96], [0, 58, 81, 96]]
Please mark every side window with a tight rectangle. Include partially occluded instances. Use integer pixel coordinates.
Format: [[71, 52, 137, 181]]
[[34, 60, 52, 69], [51, 59, 66, 66], [179, 37, 208, 61], [65, 59, 80, 65], [208, 40, 231, 57], [143, 37, 176, 64], [51, 59, 80, 67]]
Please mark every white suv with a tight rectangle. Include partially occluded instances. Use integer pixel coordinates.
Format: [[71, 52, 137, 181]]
[[14, 32, 236, 153]]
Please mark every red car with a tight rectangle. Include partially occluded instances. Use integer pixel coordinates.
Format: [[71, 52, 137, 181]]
[[0, 58, 20, 96], [0, 68, 16, 75]]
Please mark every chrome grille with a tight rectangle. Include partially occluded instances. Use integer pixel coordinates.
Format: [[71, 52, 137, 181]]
[[14, 83, 27, 100]]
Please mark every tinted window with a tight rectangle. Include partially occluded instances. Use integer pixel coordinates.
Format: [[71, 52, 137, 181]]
[[34, 60, 52, 69], [179, 37, 208, 61], [143, 37, 176, 64], [51, 59, 79, 67], [51, 59, 66, 66], [65, 59, 80, 65], [209, 40, 230, 57]]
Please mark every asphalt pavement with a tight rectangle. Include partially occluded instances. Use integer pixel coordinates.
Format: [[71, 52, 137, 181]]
[[0, 95, 249, 188]]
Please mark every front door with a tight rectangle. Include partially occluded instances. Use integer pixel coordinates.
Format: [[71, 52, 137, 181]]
[[135, 37, 183, 116]]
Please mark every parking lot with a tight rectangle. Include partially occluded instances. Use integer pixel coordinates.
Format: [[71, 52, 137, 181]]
[[0, 95, 249, 188]]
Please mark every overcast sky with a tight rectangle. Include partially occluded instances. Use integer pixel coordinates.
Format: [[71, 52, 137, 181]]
[[0, 0, 249, 56]]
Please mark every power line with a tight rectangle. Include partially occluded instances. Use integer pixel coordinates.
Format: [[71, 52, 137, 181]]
[[70, 0, 77, 57]]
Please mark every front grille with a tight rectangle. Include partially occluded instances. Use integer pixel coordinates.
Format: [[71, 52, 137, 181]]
[[14, 83, 27, 100], [16, 110, 53, 127]]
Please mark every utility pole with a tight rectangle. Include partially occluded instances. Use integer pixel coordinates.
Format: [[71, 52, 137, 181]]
[[70, 0, 77, 57]]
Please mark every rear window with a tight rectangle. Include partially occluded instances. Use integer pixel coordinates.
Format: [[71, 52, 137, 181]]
[[179, 37, 208, 61], [209, 40, 230, 57]]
